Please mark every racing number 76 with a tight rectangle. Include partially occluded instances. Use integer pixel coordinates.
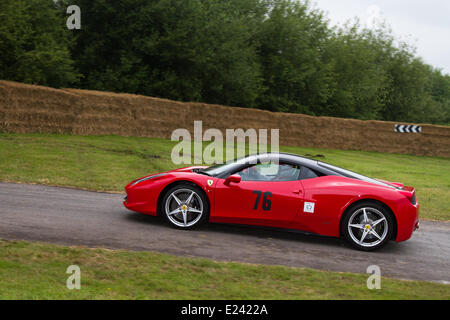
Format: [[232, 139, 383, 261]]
[[252, 191, 272, 211]]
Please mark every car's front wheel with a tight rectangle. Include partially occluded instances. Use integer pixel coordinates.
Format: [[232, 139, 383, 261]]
[[161, 184, 209, 229], [342, 202, 394, 251]]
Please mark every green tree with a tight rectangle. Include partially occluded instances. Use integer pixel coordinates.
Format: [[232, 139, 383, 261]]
[[321, 22, 392, 119], [70, 0, 265, 107], [428, 70, 450, 124], [0, 0, 79, 87], [0, 0, 447, 125], [256, 0, 334, 114]]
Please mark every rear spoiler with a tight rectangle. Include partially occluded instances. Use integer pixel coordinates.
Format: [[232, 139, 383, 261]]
[[376, 180, 417, 204]]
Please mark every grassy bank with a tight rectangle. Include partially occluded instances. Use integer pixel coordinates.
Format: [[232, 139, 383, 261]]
[[0, 239, 448, 299], [0, 133, 449, 220]]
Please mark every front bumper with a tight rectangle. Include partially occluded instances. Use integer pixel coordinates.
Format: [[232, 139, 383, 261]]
[[123, 192, 157, 216]]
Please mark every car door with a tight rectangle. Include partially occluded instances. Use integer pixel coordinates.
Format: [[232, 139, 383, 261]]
[[213, 162, 304, 229]]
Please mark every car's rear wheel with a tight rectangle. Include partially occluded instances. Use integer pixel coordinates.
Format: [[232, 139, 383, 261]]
[[342, 202, 393, 251], [161, 184, 209, 229]]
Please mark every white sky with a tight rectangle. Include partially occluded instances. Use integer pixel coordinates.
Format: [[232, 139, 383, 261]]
[[311, 0, 450, 74]]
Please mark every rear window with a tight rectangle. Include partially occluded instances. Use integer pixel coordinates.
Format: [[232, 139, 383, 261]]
[[318, 162, 397, 189], [300, 166, 319, 180]]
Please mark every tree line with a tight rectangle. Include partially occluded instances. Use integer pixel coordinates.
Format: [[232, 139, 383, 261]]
[[1, 0, 449, 124]]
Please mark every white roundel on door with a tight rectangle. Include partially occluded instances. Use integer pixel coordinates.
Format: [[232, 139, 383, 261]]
[[304, 202, 315, 213]]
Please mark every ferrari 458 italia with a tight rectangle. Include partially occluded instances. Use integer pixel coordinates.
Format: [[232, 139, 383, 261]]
[[124, 153, 419, 251]]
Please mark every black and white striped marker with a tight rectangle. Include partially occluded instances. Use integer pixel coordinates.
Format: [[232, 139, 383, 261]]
[[395, 124, 422, 133]]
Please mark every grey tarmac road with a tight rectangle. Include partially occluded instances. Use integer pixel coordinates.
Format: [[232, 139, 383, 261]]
[[0, 182, 449, 283]]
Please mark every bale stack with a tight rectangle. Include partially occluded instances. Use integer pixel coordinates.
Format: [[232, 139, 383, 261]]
[[0, 80, 449, 157]]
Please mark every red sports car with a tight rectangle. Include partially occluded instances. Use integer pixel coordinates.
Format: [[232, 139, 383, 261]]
[[123, 153, 419, 251]]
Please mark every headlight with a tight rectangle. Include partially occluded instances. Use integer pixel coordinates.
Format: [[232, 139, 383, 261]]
[[131, 173, 168, 186]]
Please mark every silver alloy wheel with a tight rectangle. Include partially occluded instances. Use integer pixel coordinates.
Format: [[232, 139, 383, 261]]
[[165, 188, 204, 228], [347, 207, 388, 248]]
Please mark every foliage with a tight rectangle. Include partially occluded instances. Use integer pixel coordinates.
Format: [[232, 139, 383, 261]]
[[0, 0, 448, 124], [0, 0, 79, 87]]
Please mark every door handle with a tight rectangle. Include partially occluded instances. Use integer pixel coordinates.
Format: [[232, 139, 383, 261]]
[[292, 189, 302, 194]]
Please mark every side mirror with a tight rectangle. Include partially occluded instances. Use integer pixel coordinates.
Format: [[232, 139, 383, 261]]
[[224, 175, 241, 185]]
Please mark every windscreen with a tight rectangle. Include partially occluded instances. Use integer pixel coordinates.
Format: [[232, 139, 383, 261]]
[[199, 154, 271, 177], [199, 156, 254, 177]]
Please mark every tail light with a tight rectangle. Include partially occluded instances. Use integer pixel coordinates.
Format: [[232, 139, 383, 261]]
[[399, 187, 416, 205], [410, 193, 417, 205]]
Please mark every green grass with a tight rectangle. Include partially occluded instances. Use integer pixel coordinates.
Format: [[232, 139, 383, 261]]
[[0, 239, 448, 299], [0, 133, 448, 220], [0, 134, 448, 299]]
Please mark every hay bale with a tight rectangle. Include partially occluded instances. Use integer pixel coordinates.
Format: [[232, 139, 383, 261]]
[[0, 80, 448, 157]]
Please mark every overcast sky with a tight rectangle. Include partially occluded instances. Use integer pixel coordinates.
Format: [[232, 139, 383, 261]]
[[311, 0, 450, 74]]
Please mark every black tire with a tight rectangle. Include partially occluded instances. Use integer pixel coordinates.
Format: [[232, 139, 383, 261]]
[[161, 183, 209, 229], [341, 201, 394, 251]]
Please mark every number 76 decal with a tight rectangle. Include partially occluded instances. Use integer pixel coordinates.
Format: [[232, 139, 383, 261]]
[[252, 190, 272, 211]]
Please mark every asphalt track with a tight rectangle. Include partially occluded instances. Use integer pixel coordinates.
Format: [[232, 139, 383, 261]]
[[0, 182, 449, 283]]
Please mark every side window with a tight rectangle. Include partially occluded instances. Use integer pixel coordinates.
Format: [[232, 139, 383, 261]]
[[300, 166, 320, 180], [236, 162, 301, 182]]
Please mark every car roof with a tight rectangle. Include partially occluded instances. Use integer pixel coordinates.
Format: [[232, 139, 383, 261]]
[[204, 153, 396, 189], [246, 152, 319, 167], [234, 152, 341, 177]]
